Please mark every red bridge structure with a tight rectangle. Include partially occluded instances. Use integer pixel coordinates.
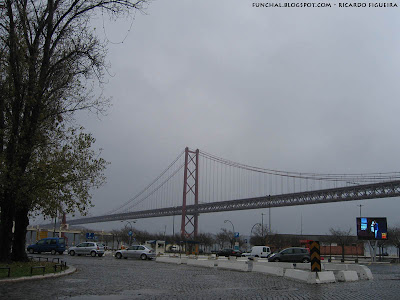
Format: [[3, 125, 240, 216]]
[[66, 147, 400, 242]]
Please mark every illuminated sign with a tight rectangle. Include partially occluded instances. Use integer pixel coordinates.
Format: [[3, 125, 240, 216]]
[[356, 217, 388, 240]]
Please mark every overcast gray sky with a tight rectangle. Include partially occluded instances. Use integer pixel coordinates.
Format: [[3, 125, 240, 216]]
[[61, 1, 400, 236]]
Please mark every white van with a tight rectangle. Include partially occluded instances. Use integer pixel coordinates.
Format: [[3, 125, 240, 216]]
[[242, 246, 271, 258]]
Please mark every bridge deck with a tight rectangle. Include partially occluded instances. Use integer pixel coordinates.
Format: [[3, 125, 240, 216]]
[[68, 180, 400, 225]]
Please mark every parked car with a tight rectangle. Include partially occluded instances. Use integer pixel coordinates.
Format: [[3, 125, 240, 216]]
[[268, 247, 310, 263], [115, 245, 155, 260], [242, 246, 271, 258], [216, 248, 242, 257], [27, 237, 66, 255], [169, 245, 179, 252], [68, 242, 105, 257]]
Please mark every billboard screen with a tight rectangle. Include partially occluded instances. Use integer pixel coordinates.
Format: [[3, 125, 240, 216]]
[[356, 217, 388, 240]]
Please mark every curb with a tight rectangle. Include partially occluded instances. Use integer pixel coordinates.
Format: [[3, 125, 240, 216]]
[[0, 264, 77, 283]]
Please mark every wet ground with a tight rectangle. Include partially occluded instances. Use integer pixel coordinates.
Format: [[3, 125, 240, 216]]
[[1, 253, 400, 299]]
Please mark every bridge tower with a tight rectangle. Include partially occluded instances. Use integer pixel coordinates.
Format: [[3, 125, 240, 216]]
[[181, 147, 199, 240]]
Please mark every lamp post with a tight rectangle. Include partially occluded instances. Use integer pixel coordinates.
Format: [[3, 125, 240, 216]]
[[224, 220, 235, 248], [261, 213, 265, 237], [357, 204, 363, 217], [250, 223, 261, 246], [121, 220, 136, 246]]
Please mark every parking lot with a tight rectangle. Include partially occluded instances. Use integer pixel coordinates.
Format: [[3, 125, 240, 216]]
[[1, 252, 400, 299]]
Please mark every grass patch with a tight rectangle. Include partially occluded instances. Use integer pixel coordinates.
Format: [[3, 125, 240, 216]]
[[0, 261, 68, 279]]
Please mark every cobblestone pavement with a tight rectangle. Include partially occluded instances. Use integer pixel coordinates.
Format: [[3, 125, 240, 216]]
[[1, 253, 400, 299]]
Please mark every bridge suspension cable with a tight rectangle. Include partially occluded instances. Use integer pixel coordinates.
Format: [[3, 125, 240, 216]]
[[198, 150, 400, 183], [106, 150, 185, 215], [67, 147, 400, 226]]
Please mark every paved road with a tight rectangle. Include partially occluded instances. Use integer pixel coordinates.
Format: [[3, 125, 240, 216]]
[[1, 253, 400, 299]]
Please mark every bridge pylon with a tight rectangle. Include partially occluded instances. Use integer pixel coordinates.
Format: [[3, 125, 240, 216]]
[[181, 147, 199, 242]]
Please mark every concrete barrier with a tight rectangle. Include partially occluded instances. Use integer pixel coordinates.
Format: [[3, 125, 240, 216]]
[[347, 264, 373, 280], [316, 271, 336, 283], [323, 263, 348, 271], [322, 263, 372, 280], [252, 258, 269, 263], [217, 260, 249, 272], [268, 262, 295, 269], [284, 269, 317, 284], [187, 259, 216, 268], [284, 269, 336, 284], [336, 270, 359, 282], [292, 263, 315, 270], [156, 256, 187, 264], [252, 263, 284, 276], [156, 256, 180, 264]]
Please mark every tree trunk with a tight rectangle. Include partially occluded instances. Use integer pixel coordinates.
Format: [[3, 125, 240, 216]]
[[11, 206, 30, 262], [341, 244, 345, 262], [0, 197, 15, 262]]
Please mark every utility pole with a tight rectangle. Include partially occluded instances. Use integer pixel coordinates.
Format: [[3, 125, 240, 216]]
[[300, 214, 303, 236], [172, 215, 175, 236], [261, 213, 265, 237], [269, 207, 271, 233], [357, 204, 364, 217]]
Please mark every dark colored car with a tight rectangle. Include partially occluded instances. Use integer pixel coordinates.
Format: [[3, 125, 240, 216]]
[[27, 237, 66, 255], [216, 248, 242, 257], [268, 247, 310, 263]]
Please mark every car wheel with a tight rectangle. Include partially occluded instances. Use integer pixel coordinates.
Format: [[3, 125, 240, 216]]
[[69, 250, 75, 256], [29, 249, 34, 254], [115, 252, 122, 259], [51, 249, 56, 255], [98, 254, 103, 257], [140, 254, 147, 260], [302, 258, 310, 263], [90, 251, 96, 257]]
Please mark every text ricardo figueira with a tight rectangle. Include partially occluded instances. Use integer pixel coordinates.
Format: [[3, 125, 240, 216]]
[[252, 2, 398, 7]]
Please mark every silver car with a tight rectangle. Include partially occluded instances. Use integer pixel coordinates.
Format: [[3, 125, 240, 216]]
[[115, 245, 155, 260], [68, 242, 105, 257]]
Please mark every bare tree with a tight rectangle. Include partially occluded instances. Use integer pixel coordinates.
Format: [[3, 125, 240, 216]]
[[197, 233, 215, 253], [250, 224, 268, 246], [216, 228, 232, 249], [329, 228, 356, 261], [0, 0, 150, 262], [388, 226, 400, 260]]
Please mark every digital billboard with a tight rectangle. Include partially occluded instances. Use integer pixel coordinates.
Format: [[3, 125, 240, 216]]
[[356, 217, 388, 240]]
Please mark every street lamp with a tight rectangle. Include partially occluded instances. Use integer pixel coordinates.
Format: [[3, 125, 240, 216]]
[[261, 213, 265, 237], [121, 220, 136, 246], [357, 204, 363, 217], [250, 223, 261, 246], [224, 220, 235, 247]]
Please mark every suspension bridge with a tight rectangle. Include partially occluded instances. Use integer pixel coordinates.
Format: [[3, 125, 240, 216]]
[[67, 147, 400, 240]]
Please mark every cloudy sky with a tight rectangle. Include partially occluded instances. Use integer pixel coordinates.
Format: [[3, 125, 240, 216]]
[[56, 1, 400, 237]]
